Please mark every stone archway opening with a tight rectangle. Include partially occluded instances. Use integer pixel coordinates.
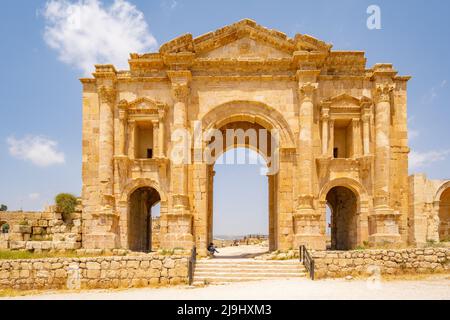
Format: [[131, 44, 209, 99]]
[[128, 187, 161, 252], [326, 186, 358, 250], [211, 147, 270, 254], [439, 188, 450, 242], [203, 119, 279, 254]]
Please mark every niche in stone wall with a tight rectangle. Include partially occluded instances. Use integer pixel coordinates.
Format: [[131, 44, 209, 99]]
[[333, 119, 354, 159], [135, 122, 154, 159]]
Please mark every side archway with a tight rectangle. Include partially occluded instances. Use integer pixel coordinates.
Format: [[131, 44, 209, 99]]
[[434, 181, 450, 242], [319, 178, 369, 250], [118, 179, 167, 252]]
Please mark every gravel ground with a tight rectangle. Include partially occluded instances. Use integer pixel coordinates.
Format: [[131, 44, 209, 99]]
[[3, 275, 449, 300], [2, 246, 449, 300]]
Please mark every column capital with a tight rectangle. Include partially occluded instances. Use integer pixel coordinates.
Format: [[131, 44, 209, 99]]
[[361, 113, 371, 123], [167, 70, 192, 102], [321, 106, 330, 120], [298, 82, 318, 102], [98, 86, 117, 105], [158, 108, 166, 121], [118, 100, 128, 120], [373, 83, 395, 104], [172, 83, 190, 102]]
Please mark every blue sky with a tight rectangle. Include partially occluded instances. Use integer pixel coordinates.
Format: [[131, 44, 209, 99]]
[[0, 0, 449, 235]]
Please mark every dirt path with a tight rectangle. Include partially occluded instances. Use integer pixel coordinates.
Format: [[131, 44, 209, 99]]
[[4, 275, 449, 300]]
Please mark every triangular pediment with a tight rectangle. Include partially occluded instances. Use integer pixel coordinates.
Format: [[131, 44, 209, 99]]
[[119, 97, 167, 114], [159, 19, 332, 58], [322, 94, 371, 108]]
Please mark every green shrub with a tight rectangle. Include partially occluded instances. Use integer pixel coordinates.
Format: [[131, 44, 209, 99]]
[[1, 223, 9, 234], [0, 205, 7, 212], [55, 193, 78, 215]]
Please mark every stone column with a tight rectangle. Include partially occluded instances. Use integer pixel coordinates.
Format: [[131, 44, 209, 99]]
[[369, 82, 401, 245], [293, 70, 324, 250], [328, 120, 335, 157], [128, 120, 136, 160], [98, 86, 116, 199], [352, 118, 362, 157], [118, 100, 128, 156], [158, 109, 166, 158], [321, 107, 330, 156], [152, 120, 159, 158], [161, 70, 194, 250], [362, 112, 371, 156], [373, 83, 394, 208]]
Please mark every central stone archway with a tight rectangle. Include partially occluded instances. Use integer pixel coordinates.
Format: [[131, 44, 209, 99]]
[[192, 101, 296, 256]]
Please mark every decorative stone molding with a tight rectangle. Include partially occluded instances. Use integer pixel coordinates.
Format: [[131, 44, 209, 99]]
[[358, 155, 373, 179], [98, 86, 116, 105], [316, 157, 331, 179], [172, 83, 190, 103], [373, 83, 395, 103], [297, 194, 314, 209], [172, 194, 190, 210]]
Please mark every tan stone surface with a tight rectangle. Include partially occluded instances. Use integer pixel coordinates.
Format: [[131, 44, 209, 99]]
[[73, 19, 450, 254]]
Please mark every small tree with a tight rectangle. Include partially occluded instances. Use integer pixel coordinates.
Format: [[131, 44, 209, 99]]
[[0, 204, 7, 212], [55, 193, 78, 215]]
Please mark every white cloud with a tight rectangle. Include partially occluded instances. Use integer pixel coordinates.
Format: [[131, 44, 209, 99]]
[[161, 0, 178, 11], [410, 149, 450, 170], [29, 193, 41, 200], [42, 0, 157, 75], [7, 135, 65, 167]]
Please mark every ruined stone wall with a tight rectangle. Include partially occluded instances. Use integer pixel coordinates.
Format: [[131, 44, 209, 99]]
[[0, 209, 82, 251], [0, 254, 188, 290], [313, 247, 450, 279], [409, 174, 450, 245]]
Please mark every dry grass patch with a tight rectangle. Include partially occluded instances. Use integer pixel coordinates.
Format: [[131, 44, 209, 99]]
[[0, 250, 113, 260]]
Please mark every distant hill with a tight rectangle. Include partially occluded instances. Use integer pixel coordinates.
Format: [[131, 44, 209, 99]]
[[214, 234, 268, 240]]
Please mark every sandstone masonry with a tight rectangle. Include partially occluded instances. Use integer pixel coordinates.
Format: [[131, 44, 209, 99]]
[[0, 254, 189, 290]]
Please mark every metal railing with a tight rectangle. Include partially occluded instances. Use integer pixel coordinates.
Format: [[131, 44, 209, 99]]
[[299, 245, 315, 280], [188, 246, 197, 285]]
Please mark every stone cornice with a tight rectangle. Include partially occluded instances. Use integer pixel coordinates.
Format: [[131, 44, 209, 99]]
[[93, 65, 117, 79], [79, 21, 412, 83]]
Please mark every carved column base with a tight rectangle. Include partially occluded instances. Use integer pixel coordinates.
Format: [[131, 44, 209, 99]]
[[368, 209, 402, 247], [293, 210, 326, 250], [160, 212, 194, 250], [83, 211, 120, 249]]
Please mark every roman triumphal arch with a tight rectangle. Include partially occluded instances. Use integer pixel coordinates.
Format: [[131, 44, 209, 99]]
[[80, 19, 445, 256]]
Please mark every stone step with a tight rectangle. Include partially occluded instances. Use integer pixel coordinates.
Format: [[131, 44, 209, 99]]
[[195, 267, 304, 273], [195, 271, 302, 277], [193, 274, 306, 285], [196, 259, 300, 265], [193, 259, 306, 285]]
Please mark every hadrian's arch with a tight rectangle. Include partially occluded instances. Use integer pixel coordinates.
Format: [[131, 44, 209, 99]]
[[80, 19, 413, 253]]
